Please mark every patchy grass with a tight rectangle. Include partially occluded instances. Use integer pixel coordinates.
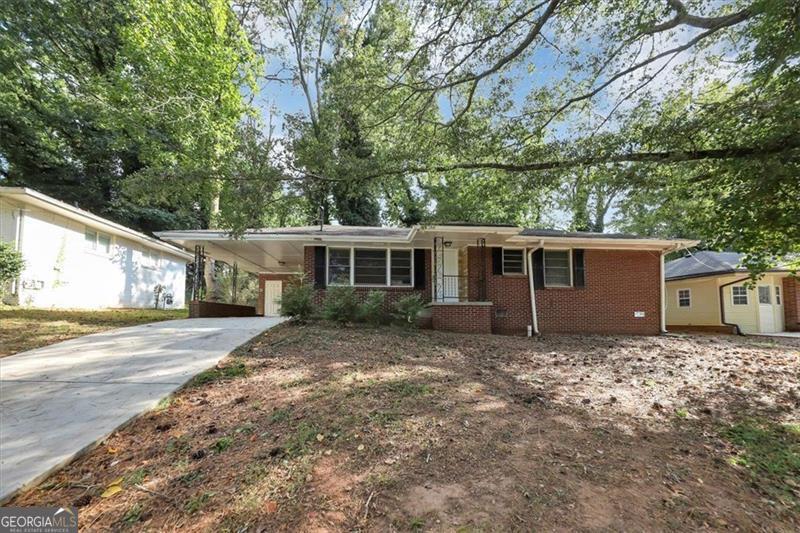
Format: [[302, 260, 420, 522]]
[[10, 323, 800, 531], [723, 420, 800, 509], [188, 360, 249, 387], [0, 307, 187, 357]]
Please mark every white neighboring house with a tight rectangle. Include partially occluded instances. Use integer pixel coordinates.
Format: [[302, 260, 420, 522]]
[[0, 187, 191, 309]]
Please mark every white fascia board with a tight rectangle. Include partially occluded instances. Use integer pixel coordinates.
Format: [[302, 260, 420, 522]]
[[1, 187, 193, 261], [156, 231, 414, 244], [504, 235, 699, 250], [418, 225, 521, 234]]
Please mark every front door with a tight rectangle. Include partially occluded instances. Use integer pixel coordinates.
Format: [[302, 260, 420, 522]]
[[435, 249, 460, 302], [263, 280, 282, 316], [757, 285, 775, 333]]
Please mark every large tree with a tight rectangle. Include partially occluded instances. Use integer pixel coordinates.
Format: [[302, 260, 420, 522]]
[[0, 0, 260, 232]]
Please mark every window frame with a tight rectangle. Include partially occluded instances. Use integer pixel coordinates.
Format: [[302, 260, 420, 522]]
[[757, 285, 771, 305], [677, 288, 691, 308], [84, 227, 112, 255], [141, 249, 161, 270], [775, 285, 782, 305], [731, 285, 749, 306], [326, 246, 415, 288], [543, 248, 573, 288], [501, 247, 526, 275]]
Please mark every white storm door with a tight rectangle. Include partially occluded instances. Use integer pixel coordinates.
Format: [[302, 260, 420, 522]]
[[264, 281, 282, 316], [757, 285, 775, 333]]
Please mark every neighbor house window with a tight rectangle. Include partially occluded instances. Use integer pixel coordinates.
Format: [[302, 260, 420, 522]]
[[327, 248, 351, 285], [502, 249, 524, 274], [544, 250, 571, 287], [142, 249, 160, 269], [390, 250, 412, 286], [354, 249, 387, 285], [85, 228, 111, 254], [732, 286, 748, 305], [678, 289, 691, 308], [758, 286, 771, 305], [776, 286, 782, 305]]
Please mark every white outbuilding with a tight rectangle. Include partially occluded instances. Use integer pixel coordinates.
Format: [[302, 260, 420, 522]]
[[0, 187, 191, 309]]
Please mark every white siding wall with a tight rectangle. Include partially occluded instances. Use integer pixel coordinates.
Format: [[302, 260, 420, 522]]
[[0, 202, 186, 309], [721, 273, 787, 334]]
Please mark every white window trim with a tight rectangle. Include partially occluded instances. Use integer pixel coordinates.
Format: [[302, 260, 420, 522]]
[[677, 288, 691, 308], [757, 285, 772, 305], [502, 247, 526, 275], [775, 285, 782, 305], [325, 246, 415, 288], [731, 285, 749, 306], [84, 227, 113, 256], [543, 248, 573, 288]]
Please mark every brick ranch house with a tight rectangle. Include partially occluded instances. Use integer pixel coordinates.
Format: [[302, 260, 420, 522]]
[[157, 225, 696, 335]]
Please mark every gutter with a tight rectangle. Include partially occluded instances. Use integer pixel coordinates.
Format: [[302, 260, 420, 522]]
[[719, 276, 750, 336], [527, 242, 542, 336]]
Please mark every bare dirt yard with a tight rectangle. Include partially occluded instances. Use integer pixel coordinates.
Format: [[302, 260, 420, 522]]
[[10, 323, 799, 531]]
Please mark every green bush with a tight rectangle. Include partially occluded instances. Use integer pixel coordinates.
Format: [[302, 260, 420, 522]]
[[0, 241, 24, 297], [322, 286, 358, 323], [392, 294, 425, 327], [278, 276, 315, 321], [357, 291, 387, 325]]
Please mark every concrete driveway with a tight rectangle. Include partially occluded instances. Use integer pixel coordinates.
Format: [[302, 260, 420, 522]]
[[0, 316, 284, 502]]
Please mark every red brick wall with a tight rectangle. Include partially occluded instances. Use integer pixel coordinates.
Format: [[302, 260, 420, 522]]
[[431, 303, 493, 334], [535, 249, 661, 335], [783, 277, 799, 331], [257, 273, 298, 316], [466, 246, 661, 335], [304, 246, 432, 309], [467, 247, 531, 335]]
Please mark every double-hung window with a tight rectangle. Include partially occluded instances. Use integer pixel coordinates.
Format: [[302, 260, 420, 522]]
[[390, 250, 412, 286], [327, 247, 413, 287], [502, 249, 524, 274], [327, 248, 351, 285], [85, 228, 111, 254], [677, 289, 691, 308], [543, 250, 571, 287], [732, 286, 748, 305]]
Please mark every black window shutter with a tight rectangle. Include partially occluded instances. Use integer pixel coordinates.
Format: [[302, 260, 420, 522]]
[[314, 246, 326, 289], [491, 247, 503, 275], [573, 249, 585, 287], [533, 249, 544, 288], [413, 249, 425, 288]]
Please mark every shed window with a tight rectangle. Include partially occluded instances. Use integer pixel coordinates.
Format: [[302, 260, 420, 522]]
[[502, 249, 524, 274], [732, 286, 748, 305], [84, 228, 111, 254], [758, 286, 771, 304], [328, 248, 351, 285], [354, 249, 387, 285], [142, 249, 160, 269], [776, 286, 782, 305], [677, 289, 691, 308], [544, 250, 571, 287], [390, 250, 412, 286]]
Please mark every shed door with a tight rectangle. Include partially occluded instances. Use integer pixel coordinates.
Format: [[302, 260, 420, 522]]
[[757, 285, 775, 333], [264, 281, 282, 316]]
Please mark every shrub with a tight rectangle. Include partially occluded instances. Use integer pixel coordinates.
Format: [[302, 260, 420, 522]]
[[279, 275, 315, 321], [357, 291, 387, 325], [392, 294, 424, 327], [0, 241, 24, 297], [322, 286, 358, 323]]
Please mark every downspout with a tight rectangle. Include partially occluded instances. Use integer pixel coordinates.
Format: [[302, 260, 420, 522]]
[[527, 243, 541, 336], [11, 208, 25, 300], [719, 276, 750, 336], [660, 250, 667, 333]]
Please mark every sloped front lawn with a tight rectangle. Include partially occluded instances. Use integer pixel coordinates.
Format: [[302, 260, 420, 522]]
[[9, 324, 799, 531], [0, 307, 188, 357]]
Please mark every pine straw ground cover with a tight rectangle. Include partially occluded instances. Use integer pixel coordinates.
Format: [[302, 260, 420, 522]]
[[10, 323, 800, 531]]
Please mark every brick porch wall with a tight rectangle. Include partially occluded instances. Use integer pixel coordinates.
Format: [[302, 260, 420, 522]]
[[304, 247, 432, 309], [783, 277, 800, 331], [431, 303, 493, 334], [466, 247, 661, 335]]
